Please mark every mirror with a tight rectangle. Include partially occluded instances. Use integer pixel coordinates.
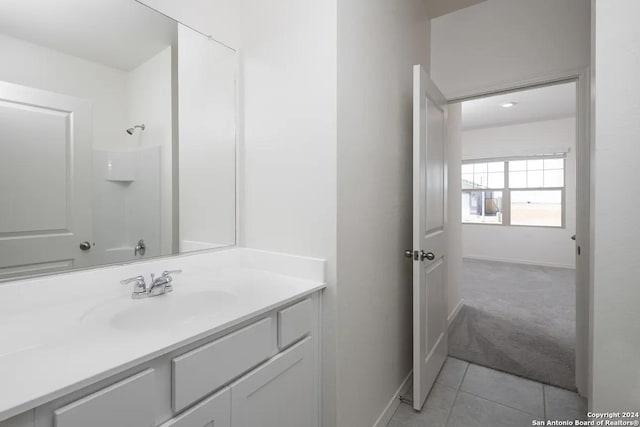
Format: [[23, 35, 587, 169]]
[[0, 0, 236, 280]]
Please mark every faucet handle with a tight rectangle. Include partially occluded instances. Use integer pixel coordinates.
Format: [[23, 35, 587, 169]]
[[162, 269, 182, 277], [121, 275, 146, 293], [121, 275, 144, 285]]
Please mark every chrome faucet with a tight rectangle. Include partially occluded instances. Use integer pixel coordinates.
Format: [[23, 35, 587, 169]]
[[148, 270, 182, 296], [121, 269, 182, 299], [120, 275, 147, 299]]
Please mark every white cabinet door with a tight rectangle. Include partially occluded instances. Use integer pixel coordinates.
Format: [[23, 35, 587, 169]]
[[0, 81, 93, 279], [230, 337, 318, 427], [159, 388, 230, 427]]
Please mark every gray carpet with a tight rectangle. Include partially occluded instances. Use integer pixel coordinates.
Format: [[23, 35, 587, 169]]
[[448, 259, 576, 391]]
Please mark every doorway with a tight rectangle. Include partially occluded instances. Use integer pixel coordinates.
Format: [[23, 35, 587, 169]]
[[447, 80, 586, 392]]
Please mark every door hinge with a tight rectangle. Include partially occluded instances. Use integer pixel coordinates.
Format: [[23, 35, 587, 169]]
[[399, 394, 413, 405]]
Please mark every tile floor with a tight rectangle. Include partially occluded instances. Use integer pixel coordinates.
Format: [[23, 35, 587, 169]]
[[387, 357, 587, 427]]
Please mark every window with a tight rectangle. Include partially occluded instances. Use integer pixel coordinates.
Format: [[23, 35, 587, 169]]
[[462, 156, 565, 227], [461, 161, 505, 224]]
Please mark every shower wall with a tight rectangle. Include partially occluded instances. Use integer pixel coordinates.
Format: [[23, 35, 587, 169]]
[[93, 46, 174, 264], [93, 147, 161, 264], [125, 46, 174, 255]]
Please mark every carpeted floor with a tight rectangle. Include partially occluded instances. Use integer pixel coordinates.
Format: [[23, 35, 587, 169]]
[[448, 259, 576, 391]]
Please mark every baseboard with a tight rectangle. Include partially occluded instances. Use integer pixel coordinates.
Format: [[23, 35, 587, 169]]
[[463, 255, 575, 270], [372, 370, 412, 427], [447, 299, 464, 328]]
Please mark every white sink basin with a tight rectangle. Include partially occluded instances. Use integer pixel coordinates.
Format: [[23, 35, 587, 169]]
[[0, 290, 238, 358], [81, 290, 237, 331]]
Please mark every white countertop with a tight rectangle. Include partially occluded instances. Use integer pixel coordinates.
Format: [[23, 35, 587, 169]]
[[0, 247, 326, 422]]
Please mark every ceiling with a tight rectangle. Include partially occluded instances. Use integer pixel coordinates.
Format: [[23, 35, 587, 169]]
[[0, 0, 177, 71], [461, 82, 576, 131]]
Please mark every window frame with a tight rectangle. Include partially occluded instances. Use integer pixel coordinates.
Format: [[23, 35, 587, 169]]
[[461, 154, 566, 229]]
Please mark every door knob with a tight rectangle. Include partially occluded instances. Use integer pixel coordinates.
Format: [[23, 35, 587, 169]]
[[404, 250, 415, 259], [135, 239, 146, 256], [420, 251, 435, 261], [571, 234, 576, 241], [79, 241, 92, 251]]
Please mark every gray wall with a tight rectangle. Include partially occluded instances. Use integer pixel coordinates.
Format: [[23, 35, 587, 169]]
[[336, 1, 430, 426]]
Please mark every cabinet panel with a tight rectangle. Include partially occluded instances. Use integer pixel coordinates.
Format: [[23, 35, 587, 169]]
[[277, 298, 312, 349], [230, 337, 317, 427], [0, 411, 33, 427], [54, 369, 155, 427], [172, 317, 273, 412], [159, 387, 229, 427]]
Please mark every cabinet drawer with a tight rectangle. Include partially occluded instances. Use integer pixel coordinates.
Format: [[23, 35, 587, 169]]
[[159, 387, 230, 427], [278, 298, 313, 349], [172, 317, 273, 412], [54, 369, 155, 427]]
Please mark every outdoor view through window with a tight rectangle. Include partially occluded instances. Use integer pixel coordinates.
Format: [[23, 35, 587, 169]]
[[462, 156, 565, 227]]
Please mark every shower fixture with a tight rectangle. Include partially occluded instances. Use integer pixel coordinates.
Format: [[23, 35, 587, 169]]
[[126, 124, 146, 135]]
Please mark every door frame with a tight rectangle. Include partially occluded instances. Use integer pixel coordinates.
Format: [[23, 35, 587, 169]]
[[447, 67, 592, 399]]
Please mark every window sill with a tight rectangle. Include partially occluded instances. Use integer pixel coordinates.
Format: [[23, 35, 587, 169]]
[[462, 222, 565, 230]]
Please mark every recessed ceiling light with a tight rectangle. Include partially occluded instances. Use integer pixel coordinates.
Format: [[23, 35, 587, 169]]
[[501, 102, 517, 108]]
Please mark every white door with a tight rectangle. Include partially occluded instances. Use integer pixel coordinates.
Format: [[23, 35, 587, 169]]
[[0, 81, 93, 279], [411, 65, 448, 410]]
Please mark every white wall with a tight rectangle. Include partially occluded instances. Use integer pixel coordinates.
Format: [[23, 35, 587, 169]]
[[237, 1, 338, 425], [461, 118, 577, 268], [0, 33, 128, 152], [178, 25, 236, 250], [590, 0, 640, 411], [336, 1, 429, 426], [431, 0, 590, 99], [239, 0, 337, 261]]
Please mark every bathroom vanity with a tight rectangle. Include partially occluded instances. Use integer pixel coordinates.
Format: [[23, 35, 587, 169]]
[[0, 2, 327, 426], [0, 248, 325, 427]]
